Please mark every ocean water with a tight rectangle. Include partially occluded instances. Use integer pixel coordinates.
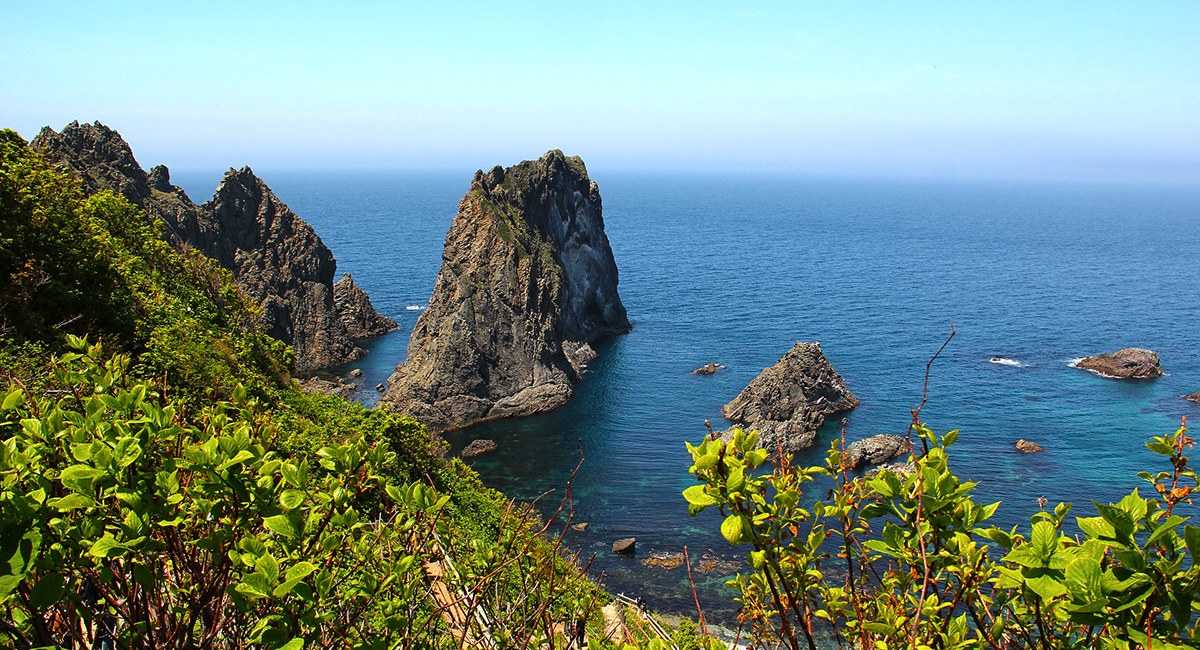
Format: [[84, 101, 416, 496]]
[[175, 169, 1200, 624]]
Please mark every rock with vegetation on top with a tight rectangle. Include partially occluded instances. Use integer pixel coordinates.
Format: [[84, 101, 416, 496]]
[[611, 538, 636, 555], [693, 362, 725, 375], [1074, 348, 1162, 378], [720, 342, 858, 456], [334, 273, 397, 339], [382, 151, 630, 432], [845, 434, 911, 468], [1015, 439, 1045, 453], [866, 461, 916, 479], [30, 121, 390, 372]]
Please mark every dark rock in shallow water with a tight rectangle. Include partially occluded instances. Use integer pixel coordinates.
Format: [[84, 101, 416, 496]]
[[297, 377, 357, 400], [693, 363, 725, 375], [349, 368, 364, 378], [334, 273, 397, 339], [31, 121, 390, 372], [611, 538, 636, 555], [382, 150, 630, 433], [846, 434, 911, 468], [375, 383, 386, 392], [570, 522, 589, 532], [1184, 392, 1200, 403], [719, 342, 858, 456], [1074, 348, 1162, 378], [461, 439, 497, 458], [1015, 439, 1045, 453]]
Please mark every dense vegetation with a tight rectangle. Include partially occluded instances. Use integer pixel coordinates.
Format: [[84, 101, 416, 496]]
[[684, 420, 1198, 649]]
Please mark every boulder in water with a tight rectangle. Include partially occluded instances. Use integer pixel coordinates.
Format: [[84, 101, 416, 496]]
[[461, 439, 498, 458], [693, 363, 724, 375], [719, 342, 858, 456], [611, 538, 636, 555], [1074, 348, 1162, 378], [1015, 439, 1045, 453], [845, 434, 911, 468]]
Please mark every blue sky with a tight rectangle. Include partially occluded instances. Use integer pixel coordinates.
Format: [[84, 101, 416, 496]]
[[2, 1, 1197, 183]]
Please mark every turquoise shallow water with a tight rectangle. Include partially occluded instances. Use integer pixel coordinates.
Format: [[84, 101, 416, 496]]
[[176, 169, 1200, 623]]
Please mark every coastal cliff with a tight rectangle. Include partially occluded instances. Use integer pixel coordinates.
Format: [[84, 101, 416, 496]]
[[382, 150, 629, 432], [721, 342, 858, 455], [30, 121, 390, 372]]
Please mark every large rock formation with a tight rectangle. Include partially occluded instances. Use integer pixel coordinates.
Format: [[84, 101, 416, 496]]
[[30, 121, 389, 372], [334, 273, 397, 339], [1074, 348, 1163, 378], [382, 150, 629, 432], [720, 342, 858, 455]]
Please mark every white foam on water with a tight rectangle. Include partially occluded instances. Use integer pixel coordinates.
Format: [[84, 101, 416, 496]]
[[405, 305, 426, 311], [989, 357, 1022, 367]]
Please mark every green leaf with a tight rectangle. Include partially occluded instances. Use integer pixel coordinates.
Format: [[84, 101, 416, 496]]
[[256, 553, 280, 583], [1025, 574, 1069, 601], [47, 494, 95, 511], [727, 466, 745, 492], [236, 572, 272, 600], [1065, 557, 1102, 600], [264, 514, 299, 539], [285, 561, 316, 582], [1183, 525, 1200, 560], [1146, 515, 1185, 547], [721, 514, 745, 545], [217, 449, 255, 471], [683, 485, 718, 507], [1, 390, 24, 411], [277, 638, 304, 650], [279, 490, 306, 511], [27, 573, 65, 610], [88, 536, 124, 558], [695, 454, 719, 471]]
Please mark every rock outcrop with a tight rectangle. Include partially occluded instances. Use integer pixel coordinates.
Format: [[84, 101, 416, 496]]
[[1015, 439, 1044, 453], [334, 274, 397, 339], [1074, 348, 1162, 378], [611, 538, 636, 555], [382, 151, 630, 432], [845, 434, 911, 468], [461, 439, 497, 458], [297, 377, 358, 400], [30, 121, 390, 372], [720, 342, 858, 455], [1186, 392, 1200, 403], [693, 363, 725, 375]]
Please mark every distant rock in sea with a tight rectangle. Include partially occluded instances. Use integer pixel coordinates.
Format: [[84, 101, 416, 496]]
[[720, 342, 858, 456], [1015, 439, 1045, 453], [382, 151, 630, 433], [1073, 348, 1163, 378], [693, 362, 725, 375], [31, 120, 390, 372], [1185, 392, 1200, 403], [845, 434, 911, 468]]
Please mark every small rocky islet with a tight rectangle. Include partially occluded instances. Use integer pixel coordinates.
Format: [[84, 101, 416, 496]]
[[718, 341, 859, 456], [1073, 347, 1163, 378]]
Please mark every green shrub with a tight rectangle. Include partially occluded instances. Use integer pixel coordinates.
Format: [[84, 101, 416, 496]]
[[683, 421, 1199, 649]]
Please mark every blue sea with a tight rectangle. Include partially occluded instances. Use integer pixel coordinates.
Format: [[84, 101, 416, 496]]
[[175, 169, 1200, 624]]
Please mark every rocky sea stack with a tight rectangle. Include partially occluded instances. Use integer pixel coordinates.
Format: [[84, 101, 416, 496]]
[[382, 150, 630, 433], [720, 342, 858, 455], [31, 121, 391, 372], [1074, 348, 1163, 378]]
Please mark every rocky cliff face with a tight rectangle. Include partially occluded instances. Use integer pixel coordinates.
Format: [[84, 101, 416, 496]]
[[721, 342, 858, 455], [1074, 348, 1163, 378], [30, 121, 388, 372], [382, 150, 629, 432], [334, 273, 397, 339]]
